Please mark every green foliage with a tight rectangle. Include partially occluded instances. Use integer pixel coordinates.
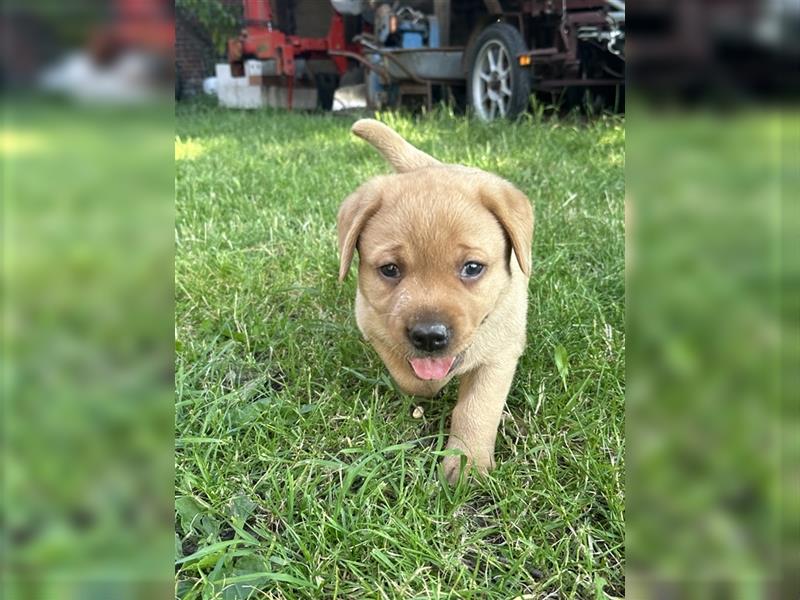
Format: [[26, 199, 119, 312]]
[[177, 0, 239, 55]]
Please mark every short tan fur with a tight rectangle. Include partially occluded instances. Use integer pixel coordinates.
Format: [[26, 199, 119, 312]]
[[338, 119, 534, 483]]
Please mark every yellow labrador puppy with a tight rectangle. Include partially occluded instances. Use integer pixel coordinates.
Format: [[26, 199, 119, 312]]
[[338, 119, 533, 483]]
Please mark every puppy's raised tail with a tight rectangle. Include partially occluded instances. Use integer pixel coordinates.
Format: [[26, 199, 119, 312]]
[[351, 119, 441, 173]]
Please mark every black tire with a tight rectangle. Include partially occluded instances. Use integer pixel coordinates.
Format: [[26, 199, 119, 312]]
[[314, 73, 340, 111], [465, 23, 530, 120]]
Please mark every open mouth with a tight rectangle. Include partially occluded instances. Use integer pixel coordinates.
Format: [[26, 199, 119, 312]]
[[408, 354, 462, 381]]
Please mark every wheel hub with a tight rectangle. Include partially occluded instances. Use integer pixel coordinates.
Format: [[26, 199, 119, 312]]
[[472, 40, 513, 120]]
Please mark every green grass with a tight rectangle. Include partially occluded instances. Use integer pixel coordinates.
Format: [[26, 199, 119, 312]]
[[175, 103, 625, 599]]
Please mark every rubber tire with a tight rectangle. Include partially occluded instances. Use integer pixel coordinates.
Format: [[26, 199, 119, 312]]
[[466, 23, 531, 120], [315, 73, 340, 111]]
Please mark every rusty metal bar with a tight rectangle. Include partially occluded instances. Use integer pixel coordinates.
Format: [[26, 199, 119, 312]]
[[535, 78, 623, 88], [327, 50, 392, 85]]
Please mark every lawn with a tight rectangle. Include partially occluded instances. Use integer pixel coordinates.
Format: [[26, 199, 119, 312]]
[[175, 103, 625, 599]]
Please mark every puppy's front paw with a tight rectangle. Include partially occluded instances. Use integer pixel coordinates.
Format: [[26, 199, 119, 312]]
[[441, 450, 493, 485], [442, 452, 467, 485]]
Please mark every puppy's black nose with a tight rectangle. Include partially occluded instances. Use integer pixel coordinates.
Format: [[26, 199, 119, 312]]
[[408, 321, 451, 353]]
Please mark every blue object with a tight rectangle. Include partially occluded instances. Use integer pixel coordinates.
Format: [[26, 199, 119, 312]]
[[369, 10, 443, 106], [401, 32, 424, 49], [427, 16, 440, 48]]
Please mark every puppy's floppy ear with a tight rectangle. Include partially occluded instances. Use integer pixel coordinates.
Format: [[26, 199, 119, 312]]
[[481, 180, 534, 276], [337, 181, 382, 282], [352, 119, 441, 173]]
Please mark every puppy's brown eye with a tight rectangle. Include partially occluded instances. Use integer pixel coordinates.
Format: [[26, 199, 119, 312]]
[[460, 261, 485, 279], [379, 263, 401, 279]]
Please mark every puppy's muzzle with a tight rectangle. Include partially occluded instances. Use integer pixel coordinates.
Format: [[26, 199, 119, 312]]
[[407, 320, 452, 353]]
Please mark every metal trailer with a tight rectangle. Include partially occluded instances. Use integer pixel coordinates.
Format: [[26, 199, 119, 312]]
[[345, 0, 625, 119], [226, 0, 624, 120]]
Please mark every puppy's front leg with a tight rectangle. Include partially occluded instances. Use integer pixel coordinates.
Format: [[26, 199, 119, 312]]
[[442, 361, 518, 484]]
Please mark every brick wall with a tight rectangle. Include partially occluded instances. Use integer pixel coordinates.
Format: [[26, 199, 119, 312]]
[[176, 0, 241, 98], [176, 11, 210, 97]]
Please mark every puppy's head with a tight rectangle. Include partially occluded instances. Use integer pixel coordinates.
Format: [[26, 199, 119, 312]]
[[338, 120, 533, 382]]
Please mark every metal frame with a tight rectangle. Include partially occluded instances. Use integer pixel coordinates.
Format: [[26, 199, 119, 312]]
[[513, 0, 625, 90], [227, 0, 359, 108], [225, 0, 623, 112]]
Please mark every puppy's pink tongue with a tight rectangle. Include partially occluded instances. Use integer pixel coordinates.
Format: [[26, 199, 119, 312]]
[[409, 356, 455, 380]]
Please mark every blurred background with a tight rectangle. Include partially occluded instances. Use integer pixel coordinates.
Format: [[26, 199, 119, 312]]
[[2, 1, 175, 598], [1, 0, 798, 597], [625, 1, 798, 597]]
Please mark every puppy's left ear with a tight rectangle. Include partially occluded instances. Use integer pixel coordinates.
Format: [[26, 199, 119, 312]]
[[337, 181, 382, 282], [481, 181, 534, 276]]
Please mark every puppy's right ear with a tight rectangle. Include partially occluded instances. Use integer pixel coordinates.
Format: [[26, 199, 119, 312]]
[[337, 182, 382, 282]]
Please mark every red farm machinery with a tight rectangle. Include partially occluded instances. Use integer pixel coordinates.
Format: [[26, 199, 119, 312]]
[[218, 0, 625, 119]]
